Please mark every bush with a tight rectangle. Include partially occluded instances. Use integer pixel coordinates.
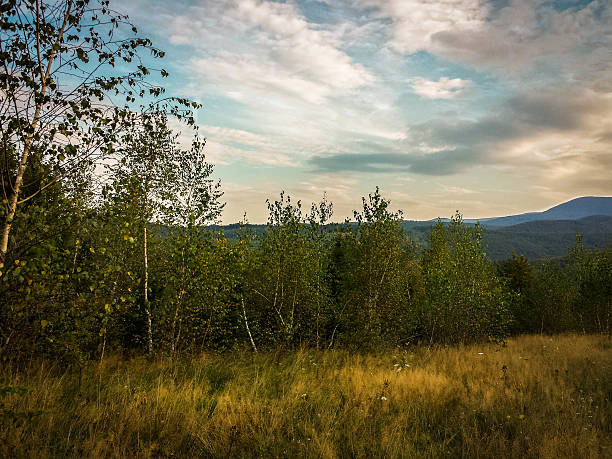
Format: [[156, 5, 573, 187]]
[[330, 188, 423, 348], [421, 213, 512, 344]]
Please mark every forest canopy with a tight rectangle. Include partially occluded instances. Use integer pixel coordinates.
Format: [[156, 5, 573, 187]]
[[1, 1, 610, 364]]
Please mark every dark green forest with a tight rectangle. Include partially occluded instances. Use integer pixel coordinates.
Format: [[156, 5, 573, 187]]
[[1, 0, 611, 365]]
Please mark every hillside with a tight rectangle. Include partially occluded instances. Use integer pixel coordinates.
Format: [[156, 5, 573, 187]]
[[481, 196, 612, 227], [399, 216, 612, 261], [482, 215, 612, 260]]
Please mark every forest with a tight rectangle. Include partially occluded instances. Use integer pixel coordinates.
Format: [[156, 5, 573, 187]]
[[1, 0, 610, 363], [1, 2, 610, 457]]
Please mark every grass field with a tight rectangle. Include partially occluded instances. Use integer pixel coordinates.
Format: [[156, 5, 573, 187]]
[[1, 334, 610, 458]]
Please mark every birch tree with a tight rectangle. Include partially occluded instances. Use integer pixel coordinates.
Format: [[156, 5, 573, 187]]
[[0, 0, 192, 271], [106, 112, 223, 354], [104, 112, 174, 354]]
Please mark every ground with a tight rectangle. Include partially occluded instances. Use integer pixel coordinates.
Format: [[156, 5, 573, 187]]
[[1, 334, 610, 458]]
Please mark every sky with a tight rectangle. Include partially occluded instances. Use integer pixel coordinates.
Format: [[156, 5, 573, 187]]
[[117, 0, 612, 223]]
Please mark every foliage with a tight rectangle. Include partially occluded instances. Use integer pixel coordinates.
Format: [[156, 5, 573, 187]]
[[330, 187, 423, 348], [566, 237, 611, 334], [244, 192, 332, 347], [422, 213, 512, 344], [1, 1, 610, 368], [0, 0, 200, 361], [497, 253, 536, 334], [523, 236, 612, 335], [155, 230, 242, 353], [0, 0, 196, 267]]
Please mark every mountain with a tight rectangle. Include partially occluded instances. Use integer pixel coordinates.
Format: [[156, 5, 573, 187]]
[[398, 215, 612, 261], [479, 196, 612, 227]]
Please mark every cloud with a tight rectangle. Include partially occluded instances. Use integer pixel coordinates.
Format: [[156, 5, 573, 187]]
[[155, 0, 392, 171], [199, 124, 296, 166], [310, 149, 480, 175], [360, 0, 487, 54], [192, 56, 335, 105], [169, 0, 373, 105], [434, 0, 612, 84], [411, 77, 472, 99], [364, 0, 612, 89], [117, 0, 612, 222], [310, 86, 612, 180]]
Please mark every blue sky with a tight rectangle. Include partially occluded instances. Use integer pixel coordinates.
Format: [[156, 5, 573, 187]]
[[118, 0, 612, 223]]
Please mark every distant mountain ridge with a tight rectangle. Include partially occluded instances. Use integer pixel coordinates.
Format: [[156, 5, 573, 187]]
[[476, 196, 612, 227], [405, 197, 612, 259]]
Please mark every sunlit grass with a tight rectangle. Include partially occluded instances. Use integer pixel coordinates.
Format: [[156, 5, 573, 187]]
[[1, 334, 610, 457]]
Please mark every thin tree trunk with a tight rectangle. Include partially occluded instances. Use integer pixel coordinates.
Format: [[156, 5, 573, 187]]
[[0, 0, 73, 265], [100, 333, 106, 363], [242, 298, 257, 352], [144, 224, 152, 354], [316, 262, 321, 350], [174, 314, 183, 354], [100, 279, 118, 362], [171, 245, 186, 355], [595, 307, 601, 334], [72, 230, 81, 274], [606, 300, 610, 336], [171, 289, 184, 355], [328, 322, 340, 349]]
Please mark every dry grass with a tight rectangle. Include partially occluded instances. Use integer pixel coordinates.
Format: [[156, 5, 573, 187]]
[[1, 334, 610, 458]]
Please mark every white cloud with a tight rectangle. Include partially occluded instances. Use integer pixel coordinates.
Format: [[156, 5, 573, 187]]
[[360, 0, 487, 54], [411, 77, 471, 99], [364, 0, 612, 87], [192, 56, 333, 105], [200, 125, 268, 147], [171, 0, 373, 103], [199, 124, 295, 166]]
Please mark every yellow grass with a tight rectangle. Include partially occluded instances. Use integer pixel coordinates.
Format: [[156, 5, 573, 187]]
[[1, 334, 610, 458]]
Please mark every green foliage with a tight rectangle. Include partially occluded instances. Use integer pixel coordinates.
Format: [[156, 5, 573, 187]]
[[566, 237, 611, 334], [576, 247, 612, 334], [244, 192, 331, 347], [497, 253, 536, 334], [156, 230, 242, 353], [331, 188, 423, 348], [1, 0, 197, 267], [0, 0, 202, 362], [496, 236, 611, 336], [529, 261, 578, 333], [1, 2, 610, 365], [422, 213, 512, 343]]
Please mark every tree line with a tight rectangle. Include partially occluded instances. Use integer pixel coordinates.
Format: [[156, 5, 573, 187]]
[[2, 178, 610, 363], [1, 1, 610, 364]]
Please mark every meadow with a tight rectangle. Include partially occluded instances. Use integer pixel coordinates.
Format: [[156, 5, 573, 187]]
[[1, 334, 610, 458]]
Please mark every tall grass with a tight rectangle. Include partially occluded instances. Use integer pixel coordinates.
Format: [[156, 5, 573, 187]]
[[1, 334, 610, 458]]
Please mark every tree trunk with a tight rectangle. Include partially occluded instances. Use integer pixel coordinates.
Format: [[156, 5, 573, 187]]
[[171, 289, 184, 355], [171, 244, 186, 355], [316, 261, 321, 350], [144, 224, 152, 354], [242, 298, 257, 352]]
